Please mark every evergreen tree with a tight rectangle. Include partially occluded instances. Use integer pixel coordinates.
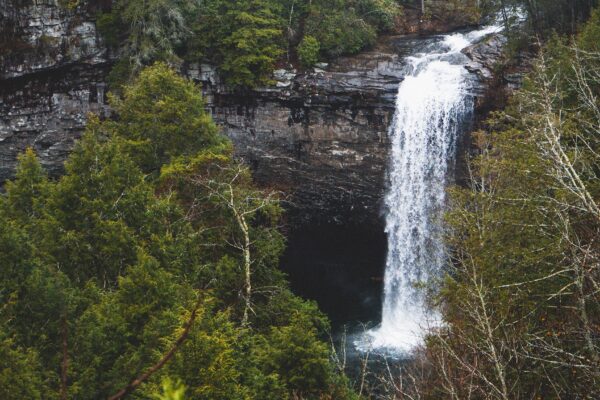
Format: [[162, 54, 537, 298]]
[[110, 63, 221, 175], [304, 1, 377, 58], [0, 332, 48, 400], [101, 0, 199, 68], [3, 148, 48, 224], [0, 62, 356, 399], [187, 0, 285, 88], [220, 0, 285, 87]]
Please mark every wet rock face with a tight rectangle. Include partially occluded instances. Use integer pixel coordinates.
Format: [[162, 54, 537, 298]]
[[0, 0, 108, 79], [463, 34, 507, 81], [0, 1, 506, 227], [0, 0, 110, 180], [0, 65, 110, 180], [463, 33, 531, 94], [200, 48, 406, 225]]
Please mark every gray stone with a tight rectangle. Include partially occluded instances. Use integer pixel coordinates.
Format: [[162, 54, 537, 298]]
[[0, 0, 111, 180], [0, 3, 512, 227], [192, 48, 406, 225], [0, 0, 108, 80], [462, 31, 532, 99], [463, 34, 507, 83]]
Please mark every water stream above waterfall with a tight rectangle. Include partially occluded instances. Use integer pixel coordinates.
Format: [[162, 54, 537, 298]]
[[355, 23, 503, 355]]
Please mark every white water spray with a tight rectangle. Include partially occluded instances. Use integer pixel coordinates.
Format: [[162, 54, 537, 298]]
[[359, 24, 503, 353]]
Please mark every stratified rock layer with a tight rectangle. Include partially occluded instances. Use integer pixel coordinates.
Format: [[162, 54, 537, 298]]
[[0, 0, 110, 179], [0, 1, 509, 225], [0, 12, 408, 225], [197, 47, 406, 224]]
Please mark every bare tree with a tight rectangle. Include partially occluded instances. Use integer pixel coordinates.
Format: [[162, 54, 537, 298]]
[[523, 46, 600, 220], [189, 162, 281, 327]]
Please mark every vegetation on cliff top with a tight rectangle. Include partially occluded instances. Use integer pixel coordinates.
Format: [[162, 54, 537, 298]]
[[96, 0, 402, 88], [91, 0, 600, 90]]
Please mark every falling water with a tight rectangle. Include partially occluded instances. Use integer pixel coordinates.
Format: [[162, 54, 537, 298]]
[[359, 23, 503, 353]]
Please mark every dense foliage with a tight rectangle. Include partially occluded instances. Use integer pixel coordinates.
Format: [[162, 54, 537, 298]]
[[96, 0, 403, 88], [0, 64, 356, 399], [94, 0, 600, 91], [8, 1, 600, 398]]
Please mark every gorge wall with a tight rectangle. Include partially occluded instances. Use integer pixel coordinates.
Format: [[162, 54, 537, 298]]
[[0, 1, 509, 229], [0, 0, 110, 179], [0, 0, 503, 225], [0, 1, 515, 323], [0, 0, 400, 227], [198, 47, 404, 226]]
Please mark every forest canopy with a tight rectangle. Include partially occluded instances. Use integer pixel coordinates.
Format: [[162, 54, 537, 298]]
[[3, 0, 600, 398], [0, 63, 357, 400], [92, 0, 600, 90], [97, 0, 403, 88]]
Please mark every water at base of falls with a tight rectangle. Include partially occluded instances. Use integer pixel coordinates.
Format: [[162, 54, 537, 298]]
[[355, 23, 503, 355]]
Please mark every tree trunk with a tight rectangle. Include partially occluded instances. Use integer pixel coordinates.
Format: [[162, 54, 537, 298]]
[[237, 211, 252, 327], [60, 315, 68, 400]]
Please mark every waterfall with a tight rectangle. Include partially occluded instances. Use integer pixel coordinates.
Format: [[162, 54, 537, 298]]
[[360, 24, 503, 353]]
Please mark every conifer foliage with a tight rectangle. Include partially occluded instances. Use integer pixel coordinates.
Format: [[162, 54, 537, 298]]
[[97, 0, 403, 88], [0, 64, 354, 400]]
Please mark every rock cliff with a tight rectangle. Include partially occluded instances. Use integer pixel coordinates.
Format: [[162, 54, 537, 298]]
[[0, 0, 110, 178], [0, 1, 508, 226], [195, 44, 406, 225]]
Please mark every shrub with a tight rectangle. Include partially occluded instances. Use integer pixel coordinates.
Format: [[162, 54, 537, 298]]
[[297, 35, 320, 67], [305, 9, 377, 58]]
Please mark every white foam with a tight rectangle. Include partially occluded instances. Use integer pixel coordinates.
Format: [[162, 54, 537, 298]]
[[357, 21, 503, 353]]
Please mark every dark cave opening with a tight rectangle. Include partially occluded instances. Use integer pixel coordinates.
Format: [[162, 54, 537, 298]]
[[281, 221, 387, 328]]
